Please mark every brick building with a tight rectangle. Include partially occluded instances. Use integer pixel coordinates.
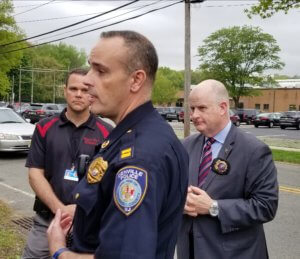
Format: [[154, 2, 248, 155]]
[[239, 87, 300, 112]]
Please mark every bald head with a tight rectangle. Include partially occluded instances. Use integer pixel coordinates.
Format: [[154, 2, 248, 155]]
[[191, 79, 229, 105], [188, 79, 230, 137]]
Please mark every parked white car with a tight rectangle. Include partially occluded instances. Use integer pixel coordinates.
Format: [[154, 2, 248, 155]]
[[0, 108, 35, 152]]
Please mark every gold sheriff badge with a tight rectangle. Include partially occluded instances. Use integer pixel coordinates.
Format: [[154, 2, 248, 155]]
[[87, 157, 108, 184]]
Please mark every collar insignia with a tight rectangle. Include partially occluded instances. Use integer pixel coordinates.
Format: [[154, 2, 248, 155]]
[[87, 157, 108, 184], [101, 140, 110, 149], [120, 147, 133, 160], [212, 158, 230, 175]]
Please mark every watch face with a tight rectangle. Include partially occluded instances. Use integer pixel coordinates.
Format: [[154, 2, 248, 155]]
[[209, 201, 219, 217]]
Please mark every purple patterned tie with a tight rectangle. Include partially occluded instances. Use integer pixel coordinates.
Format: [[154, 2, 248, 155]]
[[198, 137, 215, 186]]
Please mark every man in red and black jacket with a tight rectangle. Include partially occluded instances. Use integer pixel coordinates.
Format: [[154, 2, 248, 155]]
[[22, 68, 113, 259]]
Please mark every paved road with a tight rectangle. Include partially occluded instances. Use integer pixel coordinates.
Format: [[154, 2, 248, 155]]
[[0, 153, 299, 258]]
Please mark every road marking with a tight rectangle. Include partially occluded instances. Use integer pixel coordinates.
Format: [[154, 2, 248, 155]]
[[0, 182, 34, 198], [280, 185, 300, 195]]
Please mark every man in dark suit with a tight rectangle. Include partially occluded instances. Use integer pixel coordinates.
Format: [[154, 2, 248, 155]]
[[177, 79, 278, 259]]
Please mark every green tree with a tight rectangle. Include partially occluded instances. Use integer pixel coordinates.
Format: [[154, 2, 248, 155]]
[[152, 71, 177, 105], [33, 43, 87, 69], [158, 67, 184, 89], [0, 0, 26, 97], [245, 0, 300, 18], [197, 25, 284, 108]]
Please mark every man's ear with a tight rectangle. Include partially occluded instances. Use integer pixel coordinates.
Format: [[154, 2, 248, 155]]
[[219, 101, 228, 116], [130, 70, 146, 93]]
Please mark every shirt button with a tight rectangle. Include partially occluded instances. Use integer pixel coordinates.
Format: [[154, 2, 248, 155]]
[[75, 193, 80, 199]]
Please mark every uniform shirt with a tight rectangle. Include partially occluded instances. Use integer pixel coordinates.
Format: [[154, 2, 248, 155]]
[[71, 101, 189, 259], [26, 109, 113, 205]]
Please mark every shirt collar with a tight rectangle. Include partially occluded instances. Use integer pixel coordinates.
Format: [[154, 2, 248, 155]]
[[210, 121, 232, 144], [101, 101, 154, 148], [59, 108, 95, 130]]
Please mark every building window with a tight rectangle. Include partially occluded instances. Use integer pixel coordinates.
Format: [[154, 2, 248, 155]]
[[238, 103, 244, 109], [289, 104, 296, 111], [263, 104, 269, 111], [255, 104, 261, 110]]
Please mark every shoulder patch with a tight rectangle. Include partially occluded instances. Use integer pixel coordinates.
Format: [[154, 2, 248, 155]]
[[114, 166, 148, 216]]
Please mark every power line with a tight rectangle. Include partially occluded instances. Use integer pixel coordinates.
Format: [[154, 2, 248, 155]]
[[13, 0, 56, 17], [1, 0, 139, 47], [16, 12, 105, 23], [35, 0, 163, 43], [0, 0, 183, 55]]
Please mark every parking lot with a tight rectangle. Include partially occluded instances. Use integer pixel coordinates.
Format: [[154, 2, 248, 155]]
[[0, 123, 299, 258]]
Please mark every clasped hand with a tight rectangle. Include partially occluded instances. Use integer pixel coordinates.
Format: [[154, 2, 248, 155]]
[[184, 186, 213, 217]]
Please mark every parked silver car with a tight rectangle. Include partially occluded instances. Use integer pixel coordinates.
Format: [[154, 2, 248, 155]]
[[0, 108, 35, 152]]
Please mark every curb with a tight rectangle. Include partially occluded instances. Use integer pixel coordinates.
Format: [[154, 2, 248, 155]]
[[270, 146, 300, 152]]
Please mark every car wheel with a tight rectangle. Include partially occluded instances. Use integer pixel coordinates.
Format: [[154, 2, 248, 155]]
[[296, 123, 300, 130], [254, 124, 258, 128], [269, 122, 274, 128], [280, 126, 286, 130]]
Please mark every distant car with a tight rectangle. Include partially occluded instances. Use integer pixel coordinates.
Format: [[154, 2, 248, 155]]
[[165, 107, 178, 122], [0, 108, 35, 152], [57, 103, 67, 111], [236, 109, 259, 124], [253, 113, 281, 128], [174, 107, 184, 122], [279, 111, 300, 130], [155, 107, 168, 120], [229, 109, 240, 127], [23, 103, 61, 124]]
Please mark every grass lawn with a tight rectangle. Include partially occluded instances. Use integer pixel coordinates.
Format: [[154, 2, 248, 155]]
[[271, 149, 300, 164], [0, 201, 26, 259]]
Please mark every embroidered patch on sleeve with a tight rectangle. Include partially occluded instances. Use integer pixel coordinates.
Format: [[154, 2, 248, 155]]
[[114, 166, 148, 216]]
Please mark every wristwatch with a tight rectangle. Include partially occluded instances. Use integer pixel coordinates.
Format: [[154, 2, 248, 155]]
[[209, 200, 219, 217]]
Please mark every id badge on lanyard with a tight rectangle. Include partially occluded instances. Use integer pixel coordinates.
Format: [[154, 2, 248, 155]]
[[64, 127, 88, 182]]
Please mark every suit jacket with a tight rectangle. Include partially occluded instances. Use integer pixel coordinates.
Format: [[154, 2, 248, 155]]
[[177, 125, 278, 259]]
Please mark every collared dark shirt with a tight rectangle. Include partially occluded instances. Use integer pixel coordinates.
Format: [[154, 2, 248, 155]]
[[72, 101, 189, 259], [26, 109, 113, 205]]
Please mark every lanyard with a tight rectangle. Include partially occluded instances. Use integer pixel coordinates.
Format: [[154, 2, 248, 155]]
[[67, 126, 89, 167]]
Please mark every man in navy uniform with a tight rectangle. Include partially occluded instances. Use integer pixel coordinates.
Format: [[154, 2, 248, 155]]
[[47, 30, 189, 259], [22, 68, 112, 259]]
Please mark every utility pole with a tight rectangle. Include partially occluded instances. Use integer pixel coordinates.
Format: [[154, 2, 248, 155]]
[[184, 0, 191, 137], [31, 70, 34, 103], [184, 0, 204, 138]]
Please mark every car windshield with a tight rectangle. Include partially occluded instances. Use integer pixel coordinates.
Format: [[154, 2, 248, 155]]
[[0, 109, 26, 123]]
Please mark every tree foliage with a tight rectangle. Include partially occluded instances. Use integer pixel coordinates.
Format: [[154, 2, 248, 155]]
[[197, 25, 284, 108], [8, 43, 87, 103], [245, 0, 300, 18], [152, 69, 178, 105], [0, 0, 26, 97]]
